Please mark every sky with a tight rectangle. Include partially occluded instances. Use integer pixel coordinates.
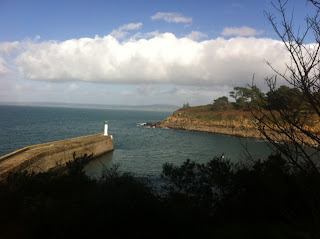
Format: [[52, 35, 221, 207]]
[[0, 0, 316, 106]]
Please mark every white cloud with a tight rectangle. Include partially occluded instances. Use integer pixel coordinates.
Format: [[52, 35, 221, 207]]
[[145, 31, 161, 38], [128, 31, 163, 41], [110, 22, 143, 39], [127, 31, 163, 42], [222, 26, 263, 37], [0, 41, 20, 56], [0, 41, 20, 76], [185, 31, 207, 41], [14, 33, 289, 90], [69, 83, 79, 91], [0, 57, 11, 75], [132, 85, 232, 106], [151, 12, 192, 23], [110, 30, 128, 39]]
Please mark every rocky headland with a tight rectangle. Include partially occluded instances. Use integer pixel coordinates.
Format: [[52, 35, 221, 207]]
[[146, 105, 320, 145], [146, 111, 264, 140]]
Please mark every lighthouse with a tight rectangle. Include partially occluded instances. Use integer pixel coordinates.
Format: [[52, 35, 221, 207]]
[[104, 121, 108, 136]]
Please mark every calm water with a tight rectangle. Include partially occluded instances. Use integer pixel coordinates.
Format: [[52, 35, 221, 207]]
[[0, 105, 273, 177]]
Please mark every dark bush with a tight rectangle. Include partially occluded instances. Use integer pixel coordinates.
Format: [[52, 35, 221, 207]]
[[1, 153, 320, 238]]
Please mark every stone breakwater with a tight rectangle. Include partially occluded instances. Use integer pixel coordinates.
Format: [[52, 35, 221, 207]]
[[0, 133, 114, 179], [146, 115, 264, 140]]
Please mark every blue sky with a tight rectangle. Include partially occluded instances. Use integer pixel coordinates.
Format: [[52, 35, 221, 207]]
[[1, 0, 273, 42], [0, 0, 315, 106]]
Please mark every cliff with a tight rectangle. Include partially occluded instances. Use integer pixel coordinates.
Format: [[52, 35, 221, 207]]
[[148, 106, 263, 139]]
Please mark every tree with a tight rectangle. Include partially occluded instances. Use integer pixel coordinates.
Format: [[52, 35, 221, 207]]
[[266, 85, 302, 110], [161, 155, 320, 236], [250, 0, 320, 173], [229, 86, 265, 109], [250, 85, 266, 107], [229, 87, 251, 104], [183, 102, 191, 108], [212, 96, 229, 110]]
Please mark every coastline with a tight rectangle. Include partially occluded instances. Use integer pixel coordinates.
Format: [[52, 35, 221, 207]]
[[146, 117, 265, 140], [146, 113, 319, 146]]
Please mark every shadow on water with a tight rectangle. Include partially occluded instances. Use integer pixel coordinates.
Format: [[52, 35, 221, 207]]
[[85, 125, 274, 177], [85, 151, 115, 178]]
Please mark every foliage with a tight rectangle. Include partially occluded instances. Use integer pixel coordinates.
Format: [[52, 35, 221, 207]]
[[0, 156, 164, 238], [1, 152, 320, 238], [249, 85, 266, 107], [229, 87, 252, 106], [229, 86, 265, 110], [211, 84, 306, 112], [183, 102, 191, 108], [66, 152, 93, 176], [161, 154, 320, 238], [213, 96, 229, 111], [249, 0, 320, 172]]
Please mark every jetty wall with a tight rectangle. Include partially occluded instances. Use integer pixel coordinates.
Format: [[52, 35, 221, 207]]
[[0, 133, 114, 178]]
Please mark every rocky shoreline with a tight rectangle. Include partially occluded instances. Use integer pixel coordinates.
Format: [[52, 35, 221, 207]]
[[146, 114, 320, 146], [145, 116, 266, 140]]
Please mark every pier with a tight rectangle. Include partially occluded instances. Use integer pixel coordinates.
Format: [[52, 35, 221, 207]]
[[0, 133, 114, 179]]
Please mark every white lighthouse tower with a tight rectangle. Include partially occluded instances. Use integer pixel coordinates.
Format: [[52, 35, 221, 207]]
[[104, 121, 108, 136]]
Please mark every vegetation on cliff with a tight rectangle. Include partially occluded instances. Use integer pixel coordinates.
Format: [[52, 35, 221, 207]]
[[153, 84, 320, 143], [177, 83, 320, 127]]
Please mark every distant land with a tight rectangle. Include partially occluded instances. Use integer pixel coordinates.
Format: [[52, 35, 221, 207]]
[[0, 102, 180, 112]]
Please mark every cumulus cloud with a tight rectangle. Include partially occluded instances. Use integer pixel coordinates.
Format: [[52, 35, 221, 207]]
[[127, 31, 163, 41], [151, 12, 192, 23], [222, 26, 263, 37], [0, 41, 20, 56], [0, 57, 11, 75], [185, 31, 207, 41], [110, 22, 143, 39], [14, 33, 289, 89]]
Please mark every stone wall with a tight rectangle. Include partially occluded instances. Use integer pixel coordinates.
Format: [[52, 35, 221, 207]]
[[0, 133, 114, 178]]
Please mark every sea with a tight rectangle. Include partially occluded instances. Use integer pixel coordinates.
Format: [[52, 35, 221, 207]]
[[0, 105, 273, 177]]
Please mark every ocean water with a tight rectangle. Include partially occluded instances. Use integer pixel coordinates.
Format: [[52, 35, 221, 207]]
[[0, 105, 273, 176]]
